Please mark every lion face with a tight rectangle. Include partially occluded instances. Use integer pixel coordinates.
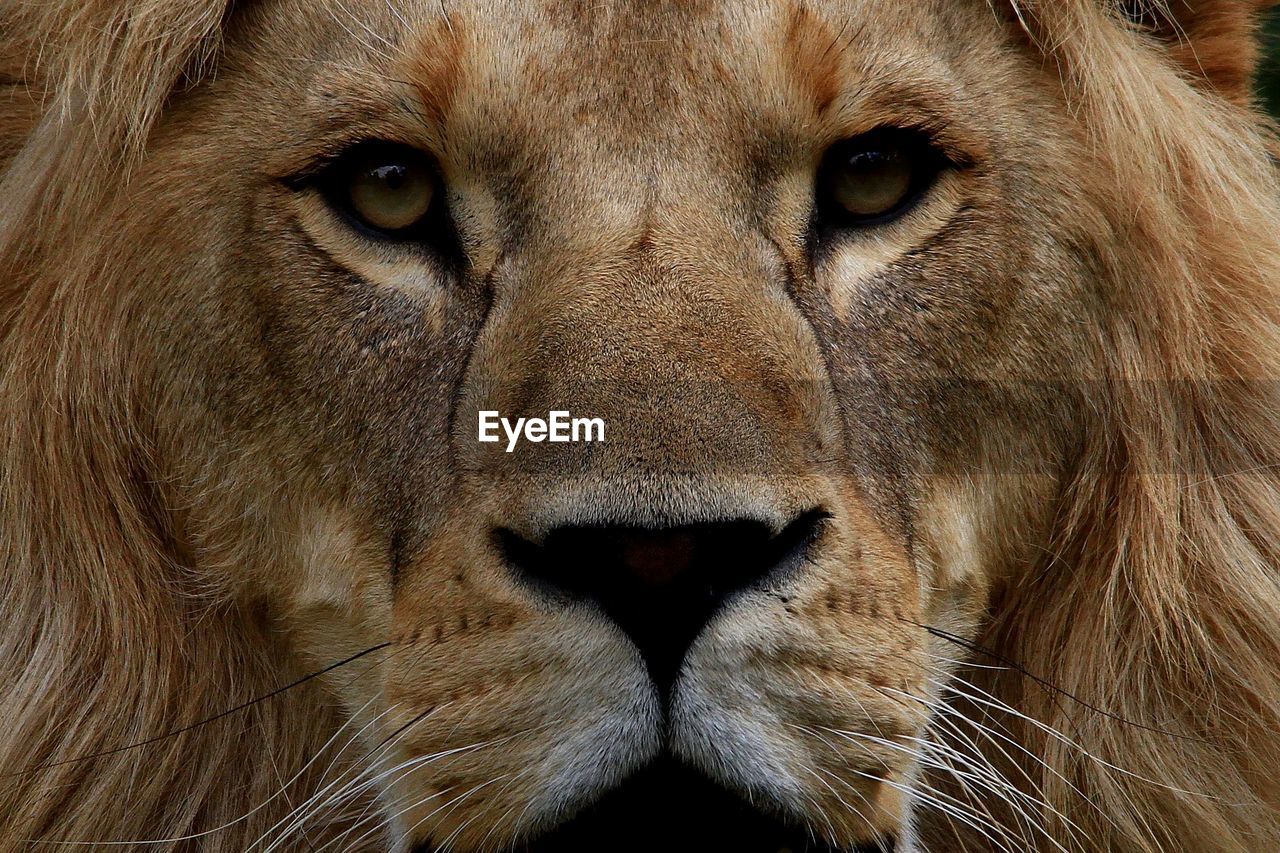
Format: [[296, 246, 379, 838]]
[[68, 0, 1126, 849]]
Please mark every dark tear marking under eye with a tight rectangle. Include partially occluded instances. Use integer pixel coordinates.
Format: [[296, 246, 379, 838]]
[[763, 230, 854, 472], [444, 257, 499, 455], [389, 525, 408, 587]]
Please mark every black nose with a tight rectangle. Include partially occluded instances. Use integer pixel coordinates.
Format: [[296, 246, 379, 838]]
[[498, 509, 829, 697]]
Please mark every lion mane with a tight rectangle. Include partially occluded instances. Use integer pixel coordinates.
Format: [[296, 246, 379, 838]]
[[2, 1, 1280, 851]]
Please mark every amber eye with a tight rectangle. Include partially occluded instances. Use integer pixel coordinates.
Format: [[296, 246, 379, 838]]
[[325, 142, 440, 237], [818, 129, 945, 227]]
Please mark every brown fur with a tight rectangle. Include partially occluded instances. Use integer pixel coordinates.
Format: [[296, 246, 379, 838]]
[[1, 1, 1279, 850]]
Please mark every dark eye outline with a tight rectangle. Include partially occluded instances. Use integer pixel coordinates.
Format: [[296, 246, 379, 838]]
[[291, 140, 461, 259], [815, 127, 952, 231]]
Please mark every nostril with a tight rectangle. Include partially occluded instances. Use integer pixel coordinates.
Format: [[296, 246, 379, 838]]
[[496, 508, 829, 603], [768, 506, 832, 574], [496, 507, 831, 697], [617, 529, 698, 587]]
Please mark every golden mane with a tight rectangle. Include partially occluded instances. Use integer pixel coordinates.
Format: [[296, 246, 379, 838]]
[[0, 2, 367, 847], [1, 0, 1280, 850], [948, 1, 1280, 850]]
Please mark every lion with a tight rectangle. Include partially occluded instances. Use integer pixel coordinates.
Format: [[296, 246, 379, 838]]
[[2, 0, 1280, 850]]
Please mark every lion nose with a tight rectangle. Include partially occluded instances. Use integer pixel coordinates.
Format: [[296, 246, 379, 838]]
[[497, 509, 829, 697]]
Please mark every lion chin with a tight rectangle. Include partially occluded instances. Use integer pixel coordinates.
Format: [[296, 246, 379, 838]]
[[3, 0, 1280, 851]]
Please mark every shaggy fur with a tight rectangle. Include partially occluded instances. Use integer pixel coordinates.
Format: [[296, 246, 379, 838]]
[[2, 0, 1279, 851], [965, 3, 1280, 850]]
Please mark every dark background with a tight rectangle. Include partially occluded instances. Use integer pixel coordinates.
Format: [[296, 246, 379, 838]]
[[1264, 9, 1280, 118]]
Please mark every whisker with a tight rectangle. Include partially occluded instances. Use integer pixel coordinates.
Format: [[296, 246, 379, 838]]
[[325, 720, 559, 852], [434, 765, 538, 853], [341, 770, 513, 853], [256, 700, 425, 851], [905, 681, 1096, 845], [791, 722, 1025, 852], [866, 766, 1023, 852], [933, 670, 1219, 798], [798, 761, 878, 844], [6, 643, 394, 778], [323, 0, 399, 63], [916, 621, 1206, 742], [799, 722, 1051, 853], [314, 692, 522, 850], [259, 702, 478, 851]]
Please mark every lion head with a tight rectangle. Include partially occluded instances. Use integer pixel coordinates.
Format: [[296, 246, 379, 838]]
[[3, 1, 1280, 850]]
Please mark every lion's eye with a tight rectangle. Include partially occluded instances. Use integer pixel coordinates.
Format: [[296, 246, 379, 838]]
[[350, 159, 434, 233], [817, 129, 946, 228], [323, 143, 440, 238]]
